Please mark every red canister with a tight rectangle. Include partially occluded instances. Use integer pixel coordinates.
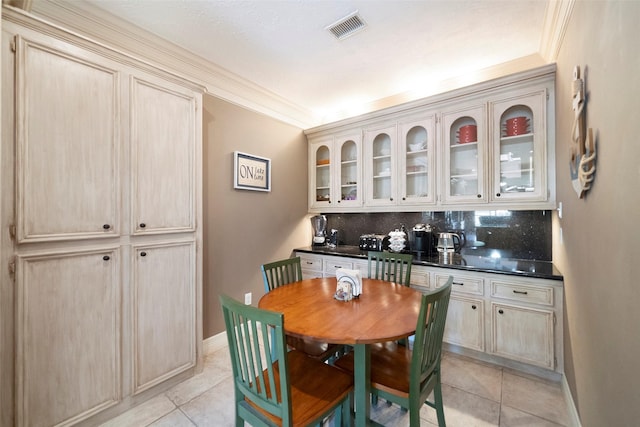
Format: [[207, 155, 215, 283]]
[[457, 124, 477, 143], [504, 116, 530, 136]]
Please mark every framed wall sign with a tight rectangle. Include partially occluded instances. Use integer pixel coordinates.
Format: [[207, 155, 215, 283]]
[[234, 151, 271, 192]]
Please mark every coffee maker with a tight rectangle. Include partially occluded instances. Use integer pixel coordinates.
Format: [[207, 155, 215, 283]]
[[409, 223, 438, 257], [311, 215, 327, 246]]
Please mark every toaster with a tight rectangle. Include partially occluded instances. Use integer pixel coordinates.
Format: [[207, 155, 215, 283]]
[[358, 234, 388, 251]]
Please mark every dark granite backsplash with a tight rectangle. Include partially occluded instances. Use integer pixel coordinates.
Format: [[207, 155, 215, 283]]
[[321, 210, 552, 261]]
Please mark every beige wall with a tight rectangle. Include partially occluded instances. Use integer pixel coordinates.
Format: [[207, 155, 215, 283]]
[[553, 1, 640, 425], [201, 95, 310, 337]]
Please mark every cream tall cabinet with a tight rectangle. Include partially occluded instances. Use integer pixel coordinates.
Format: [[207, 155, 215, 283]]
[[2, 13, 203, 427]]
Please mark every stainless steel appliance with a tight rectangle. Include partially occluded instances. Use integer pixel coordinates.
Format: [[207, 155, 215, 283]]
[[437, 232, 463, 254], [311, 215, 327, 246]]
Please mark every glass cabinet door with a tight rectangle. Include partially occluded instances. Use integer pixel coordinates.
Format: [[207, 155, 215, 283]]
[[364, 124, 397, 206], [442, 106, 487, 204], [490, 90, 546, 203], [335, 133, 362, 208], [309, 139, 333, 209], [398, 115, 436, 205]]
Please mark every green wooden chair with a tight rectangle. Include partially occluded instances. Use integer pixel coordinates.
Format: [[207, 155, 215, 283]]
[[219, 294, 353, 427], [335, 277, 453, 427], [367, 251, 414, 287], [261, 257, 342, 362]]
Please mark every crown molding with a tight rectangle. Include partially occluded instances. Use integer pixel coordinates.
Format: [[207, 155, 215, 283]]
[[540, 0, 576, 62], [23, 0, 317, 128]]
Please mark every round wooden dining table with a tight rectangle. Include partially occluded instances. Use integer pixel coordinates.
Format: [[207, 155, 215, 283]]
[[259, 276, 423, 427]]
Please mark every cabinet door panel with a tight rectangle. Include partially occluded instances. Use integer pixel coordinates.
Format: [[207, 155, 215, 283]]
[[490, 303, 554, 368], [131, 77, 197, 233], [490, 90, 547, 203], [16, 36, 120, 242], [443, 296, 484, 351], [133, 241, 196, 393], [16, 249, 121, 427], [441, 105, 487, 205]]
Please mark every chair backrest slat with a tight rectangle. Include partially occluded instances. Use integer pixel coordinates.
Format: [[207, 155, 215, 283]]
[[261, 257, 303, 292], [367, 251, 413, 286]]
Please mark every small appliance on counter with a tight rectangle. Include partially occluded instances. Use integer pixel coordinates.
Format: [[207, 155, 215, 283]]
[[437, 232, 463, 255], [311, 214, 327, 246], [358, 234, 388, 251], [409, 223, 438, 257]]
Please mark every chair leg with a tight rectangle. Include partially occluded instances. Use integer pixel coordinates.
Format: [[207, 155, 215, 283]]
[[433, 376, 446, 427], [343, 393, 353, 427]]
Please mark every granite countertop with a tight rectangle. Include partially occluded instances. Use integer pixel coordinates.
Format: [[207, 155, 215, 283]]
[[294, 246, 563, 281]]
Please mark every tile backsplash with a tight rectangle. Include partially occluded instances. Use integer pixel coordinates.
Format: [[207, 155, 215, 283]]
[[322, 210, 552, 261]]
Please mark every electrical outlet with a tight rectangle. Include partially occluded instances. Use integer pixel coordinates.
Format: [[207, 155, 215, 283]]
[[244, 292, 252, 305]]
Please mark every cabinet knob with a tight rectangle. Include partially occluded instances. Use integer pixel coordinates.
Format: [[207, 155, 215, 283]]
[[140, 223, 146, 228], [103, 255, 110, 261], [471, 305, 477, 310], [477, 194, 482, 198], [496, 193, 501, 197], [498, 309, 504, 314], [402, 197, 406, 201], [140, 251, 147, 257], [103, 224, 111, 230], [389, 197, 393, 201]]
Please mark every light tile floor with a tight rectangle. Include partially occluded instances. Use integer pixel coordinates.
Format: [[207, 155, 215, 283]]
[[102, 346, 569, 427]]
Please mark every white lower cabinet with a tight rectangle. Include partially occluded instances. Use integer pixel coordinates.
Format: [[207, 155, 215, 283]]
[[487, 277, 559, 370], [490, 302, 555, 369]]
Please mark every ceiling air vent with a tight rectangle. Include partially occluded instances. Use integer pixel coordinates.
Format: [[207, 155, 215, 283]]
[[326, 11, 367, 40]]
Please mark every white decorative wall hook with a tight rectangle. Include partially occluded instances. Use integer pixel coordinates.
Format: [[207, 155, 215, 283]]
[[570, 65, 596, 198]]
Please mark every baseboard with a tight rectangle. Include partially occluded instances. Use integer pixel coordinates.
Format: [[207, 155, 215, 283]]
[[203, 332, 227, 356], [562, 373, 582, 427]]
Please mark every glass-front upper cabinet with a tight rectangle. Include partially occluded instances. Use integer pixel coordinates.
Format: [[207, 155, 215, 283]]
[[490, 90, 547, 203], [364, 124, 397, 207], [308, 132, 362, 211], [398, 115, 436, 205], [309, 138, 333, 209], [441, 106, 487, 205], [334, 133, 362, 208]]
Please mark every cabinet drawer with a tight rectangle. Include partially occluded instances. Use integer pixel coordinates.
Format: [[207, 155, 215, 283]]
[[490, 280, 554, 306], [323, 258, 353, 275], [410, 265, 431, 288], [435, 272, 483, 295], [297, 254, 322, 272]]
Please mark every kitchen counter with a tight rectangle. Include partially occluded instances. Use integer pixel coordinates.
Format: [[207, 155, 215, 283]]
[[295, 246, 563, 281]]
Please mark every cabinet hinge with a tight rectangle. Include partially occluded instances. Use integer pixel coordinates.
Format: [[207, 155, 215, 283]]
[[8, 257, 16, 277], [9, 224, 16, 240], [10, 38, 16, 53], [553, 313, 557, 325]]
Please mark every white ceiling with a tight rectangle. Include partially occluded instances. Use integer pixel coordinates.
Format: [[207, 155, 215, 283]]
[[74, 0, 553, 126]]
